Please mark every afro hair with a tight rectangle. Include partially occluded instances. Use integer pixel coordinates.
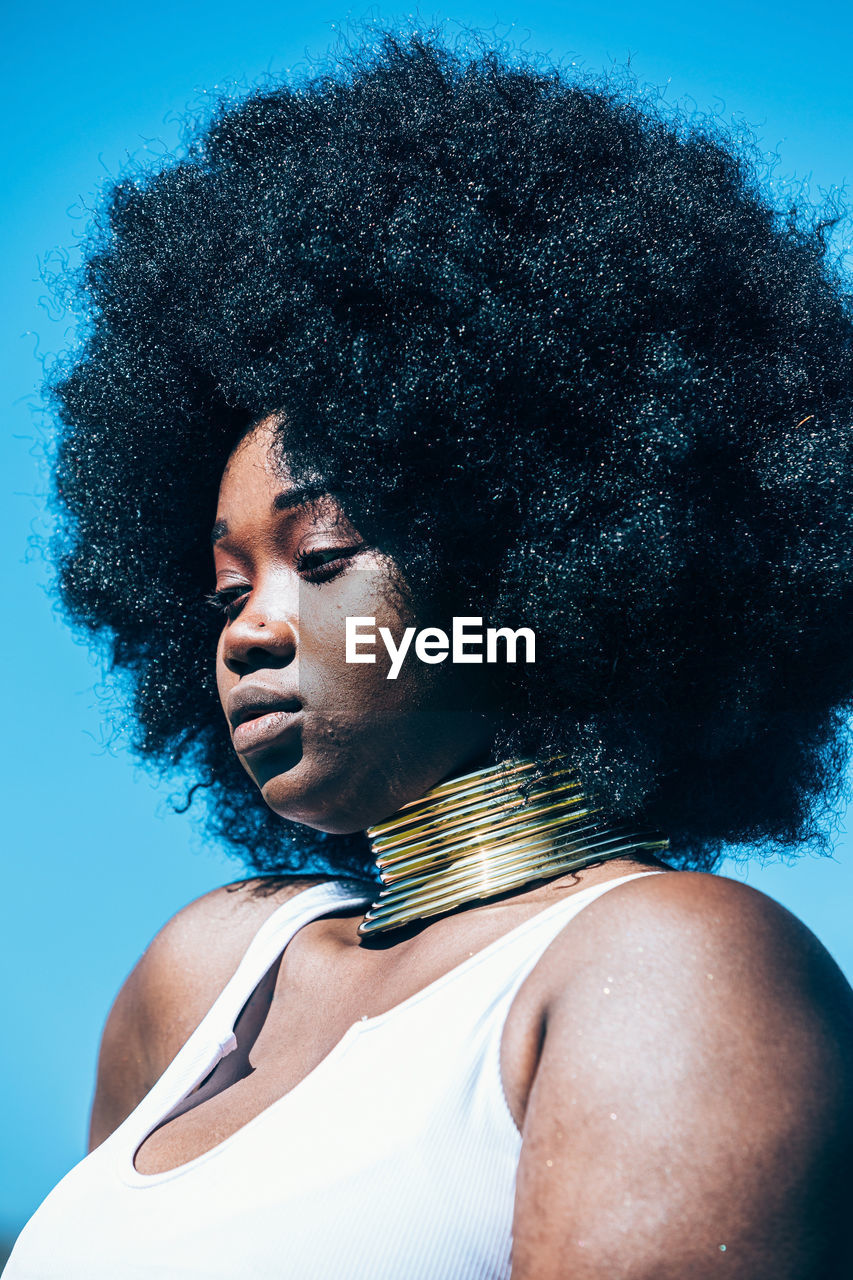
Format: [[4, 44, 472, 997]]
[[50, 30, 853, 880]]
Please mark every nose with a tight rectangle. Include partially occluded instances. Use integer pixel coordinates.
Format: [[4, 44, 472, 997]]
[[220, 590, 298, 676]]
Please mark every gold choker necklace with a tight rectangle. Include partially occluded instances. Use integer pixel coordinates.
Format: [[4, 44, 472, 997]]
[[358, 757, 669, 936]]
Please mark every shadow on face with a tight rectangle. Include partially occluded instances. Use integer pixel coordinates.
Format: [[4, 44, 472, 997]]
[[212, 418, 496, 833]]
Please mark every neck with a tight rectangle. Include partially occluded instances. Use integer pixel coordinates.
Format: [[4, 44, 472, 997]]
[[358, 756, 668, 936]]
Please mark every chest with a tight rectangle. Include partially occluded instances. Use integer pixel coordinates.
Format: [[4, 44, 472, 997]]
[[133, 931, 542, 1175], [13, 993, 524, 1280], [8, 879, 646, 1280]]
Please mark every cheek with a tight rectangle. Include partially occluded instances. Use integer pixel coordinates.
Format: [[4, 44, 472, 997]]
[[214, 629, 234, 707], [298, 606, 396, 711], [298, 573, 429, 713]]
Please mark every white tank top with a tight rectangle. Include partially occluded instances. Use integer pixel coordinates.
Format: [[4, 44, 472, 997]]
[[5, 870, 661, 1279]]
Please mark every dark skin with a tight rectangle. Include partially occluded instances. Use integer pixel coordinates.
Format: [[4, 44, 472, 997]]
[[90, 419, 853, 1278], [210, 417, 496, 830]]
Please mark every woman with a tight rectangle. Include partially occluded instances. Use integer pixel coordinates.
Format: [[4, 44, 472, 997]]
[[6, 30, 853, 1279]]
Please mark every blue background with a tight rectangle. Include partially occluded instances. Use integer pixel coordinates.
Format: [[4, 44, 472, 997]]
[[3, 0, 853, 1251]]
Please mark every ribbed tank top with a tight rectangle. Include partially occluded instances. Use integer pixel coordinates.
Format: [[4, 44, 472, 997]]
[[5, 870, 661, 1279]]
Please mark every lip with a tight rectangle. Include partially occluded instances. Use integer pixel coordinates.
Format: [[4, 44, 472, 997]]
[[228, 684, 301, 727], [232, 708, 302, 757], [227, 685, 302, 757]]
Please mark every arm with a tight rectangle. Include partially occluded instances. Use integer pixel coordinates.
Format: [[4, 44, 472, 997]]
[[510, 872, 853, 1279], [87, 877, 322, 1151]]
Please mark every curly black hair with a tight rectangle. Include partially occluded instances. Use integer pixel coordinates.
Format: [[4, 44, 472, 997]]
[[50, 29, 853, 880]]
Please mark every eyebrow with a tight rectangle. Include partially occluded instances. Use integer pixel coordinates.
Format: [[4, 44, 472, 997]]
[[211, 484, 335, 544]]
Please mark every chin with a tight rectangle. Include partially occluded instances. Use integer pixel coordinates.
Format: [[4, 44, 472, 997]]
[[248, 729, 492, 835], [255, 756, 387, 835]]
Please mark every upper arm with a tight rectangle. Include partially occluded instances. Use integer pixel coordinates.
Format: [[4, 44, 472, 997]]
[[87, 877, 322, 1151], [510, 873, 853, 1280]]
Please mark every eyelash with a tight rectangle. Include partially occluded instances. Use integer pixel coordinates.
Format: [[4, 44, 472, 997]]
[[296, 545, 363, 582], [204, 586, 250, 622], [205, 546, 362, 621]]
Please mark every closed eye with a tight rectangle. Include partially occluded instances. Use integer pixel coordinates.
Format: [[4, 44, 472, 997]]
[[294, 544, 364, 583], [204, 585, 249, 621], [205, 545, 364, 621]]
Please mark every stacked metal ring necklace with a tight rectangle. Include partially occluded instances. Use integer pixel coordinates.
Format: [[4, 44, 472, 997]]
[[358, 756, 670, 936]]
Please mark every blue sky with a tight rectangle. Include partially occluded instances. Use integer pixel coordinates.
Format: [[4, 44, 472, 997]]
[[3, 0, 853, 1241]]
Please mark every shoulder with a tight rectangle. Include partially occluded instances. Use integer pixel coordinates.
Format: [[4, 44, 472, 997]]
[[127, 875, 328, 1014], [545, 868, 852, 1015], [511, 870, 853, 1276], [539, 869, 853, 1081], [88, 876, 327, 1150]]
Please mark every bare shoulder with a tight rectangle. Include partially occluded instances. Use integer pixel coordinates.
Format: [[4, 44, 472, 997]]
[[547, 868, 853, 1017], [128, 875, 328, 1019], [539, 868, 853, 1078], [511, 869, 853, 1277], [88, 876, 327, 1150]]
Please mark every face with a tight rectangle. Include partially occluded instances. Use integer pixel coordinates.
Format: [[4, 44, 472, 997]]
[[212, 418, 495, 833]]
